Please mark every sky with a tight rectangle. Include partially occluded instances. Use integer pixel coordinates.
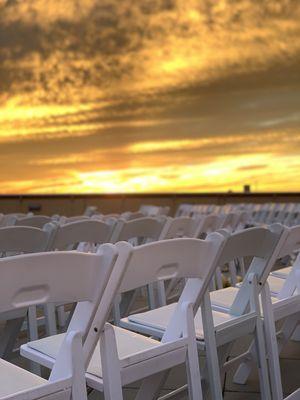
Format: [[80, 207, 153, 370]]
[[0, 0, 300, 193]]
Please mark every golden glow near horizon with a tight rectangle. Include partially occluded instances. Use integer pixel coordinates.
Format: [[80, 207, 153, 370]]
[[0, 0, 300, 193]]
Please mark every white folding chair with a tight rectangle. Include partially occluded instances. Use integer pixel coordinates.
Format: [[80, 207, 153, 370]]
[[120, 226, 285, 399], [0, 248, 117, 400], [0, 225, 56, 361], [233, 225, 300, 399], [22, 236, 226, 400]]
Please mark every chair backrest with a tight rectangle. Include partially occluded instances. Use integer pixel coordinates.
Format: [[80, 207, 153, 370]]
[[0, 213, 30, 227], [235, 211, 250, 231], [110, 216, 166, 244], [272, 225, 300, 299], [225, 224, 287, 315], [0, 246, 117, 382], [219, 212, 240, 232], [175, 203, 193, 217], [0, 250, 115, 314], [194, 213, 224, 238], [14, 215, 53, 228], [118, 237, 225, 293], [139, 204, 169, 217], [83, 234, 225, 356], [0, 225, 55, 254], [159, 217, 200, 240], [83, 205, 97, 216], [49, 219, 115, 251]]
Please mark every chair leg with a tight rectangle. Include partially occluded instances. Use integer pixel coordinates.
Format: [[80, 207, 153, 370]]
[[234, 313, 299, 385], [57, 305, 67, 328], [253, 318, 272, 400], [233, 342, 256, 384], [28, 306, 42, 375], [261, 284, 283, 400], [119, 290, 138, 317], [186, 351, 202, 399], [28, 306, 39, 341], [43, 303, 57, 336], [100, 324, 123, 400], [135, 371, 169, 400], [156, 281, 167, 307], [147, 283, 157, 309], [113, 295, 122, 326], [201, 292, 223, 399], [215, 267, 223, 290], [228, 261, 238, 286], [0, 317, 24, 359], [184, 303, 203, 400]]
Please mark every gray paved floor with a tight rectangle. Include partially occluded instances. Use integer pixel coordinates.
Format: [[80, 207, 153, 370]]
[[3, 320, 300, 399], [86, 336, 300, 399]]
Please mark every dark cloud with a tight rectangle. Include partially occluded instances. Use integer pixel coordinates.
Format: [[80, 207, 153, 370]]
[[0, 0, 300, 192]]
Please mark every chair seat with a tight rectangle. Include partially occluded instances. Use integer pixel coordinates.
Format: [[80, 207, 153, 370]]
[[210, 279, 282, 312], [271, 267, 292, 279], [267, 275, 285, 295], [26, 327, 161, 379], [0, 358, 46, 397], [210, 287, 239, 311], [127, 303, 247, 340]]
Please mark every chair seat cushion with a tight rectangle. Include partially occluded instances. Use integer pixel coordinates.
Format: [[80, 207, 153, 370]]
[[0, 358, 46, 397], [267, 275, 285, 295], [128, 303, 245, 340], [27, 327, 160, 379], [210, 280, 281, 311], [210, 287, 239, 310], [271, 267, 292, 279]]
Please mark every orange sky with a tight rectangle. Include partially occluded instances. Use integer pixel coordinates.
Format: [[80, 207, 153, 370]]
[[0, 0, 300, 193]]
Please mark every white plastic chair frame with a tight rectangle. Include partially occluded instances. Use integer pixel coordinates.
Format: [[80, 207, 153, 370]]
[[0, 248, 117, 400], [234, 225, 300, 400], [120, 226, 285, 399], [0, 225, 56, 361], [22, 236, 226, 400]]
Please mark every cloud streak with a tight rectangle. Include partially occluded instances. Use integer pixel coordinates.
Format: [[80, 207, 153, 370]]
[[0, 0, 300, 192]]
